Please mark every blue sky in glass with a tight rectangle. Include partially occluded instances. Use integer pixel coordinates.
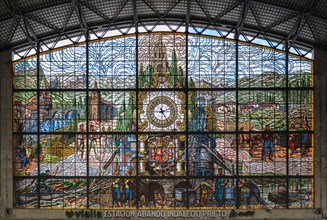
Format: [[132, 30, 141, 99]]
[[14, 57, 37, 72], [289, 57, 312, 74], [39, 46, 87, 75], [89, 36, 136, 77], [238, 45, 286, 78], [188, 35, 236, 82], [14, 33, 310, 83], [35, 36, 136, 78], [13, 25, 313, 60]]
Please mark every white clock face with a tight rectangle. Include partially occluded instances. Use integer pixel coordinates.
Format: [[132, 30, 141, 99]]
[[139, 91, 185, 131], [147, 96, 177, 128], [153, 103, 171, 120]]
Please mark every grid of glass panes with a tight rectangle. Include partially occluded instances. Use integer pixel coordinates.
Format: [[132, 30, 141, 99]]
[[13, 33, 314, 209]]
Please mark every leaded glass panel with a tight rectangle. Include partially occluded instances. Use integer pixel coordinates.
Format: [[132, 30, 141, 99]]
[[12, 32, 314, 210]]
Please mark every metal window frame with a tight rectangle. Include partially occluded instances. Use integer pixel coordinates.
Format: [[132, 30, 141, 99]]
[[12, 30, 314, 209]]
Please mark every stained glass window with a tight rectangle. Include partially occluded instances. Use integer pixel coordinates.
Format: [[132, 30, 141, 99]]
[[13, 32, 314, 209]]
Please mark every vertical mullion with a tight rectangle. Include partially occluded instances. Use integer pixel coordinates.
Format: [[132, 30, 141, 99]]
[[185, 25, 189, 209], [185, 0, 191, 206], [285, 40, 290, 208], [36, 41, 41, 208], [86, 30, 90, 209], [235, 31, 240, 209], [135, 30, 139, 209]]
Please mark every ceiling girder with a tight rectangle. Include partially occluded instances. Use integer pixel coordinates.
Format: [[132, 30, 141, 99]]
[[194, 0, 244, 35], [72, 0, 88, 38], [236, 0, 252, 39], [186, 0, 190, 30], [5, 0, 38, 46], [1, 0, 326, 53], [132, 0, 139, 32], [287, 0, 318, 44]]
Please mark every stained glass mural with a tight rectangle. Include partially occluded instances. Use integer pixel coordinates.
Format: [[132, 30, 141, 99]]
[[13, 32, 313, 210], [188, 36, 236, 88], [188, 91, 237, 132], [238, 90, 287, 131], [139, 33, 186, 89], [39, 45, 87, 90], [89, 37, 136, 89], [238, 43, 286, 88], [14, 58, 37, 89]]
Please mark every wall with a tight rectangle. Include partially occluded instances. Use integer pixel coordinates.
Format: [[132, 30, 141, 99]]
[[314, 48, 327, 218], [0, 50, 13, 220]]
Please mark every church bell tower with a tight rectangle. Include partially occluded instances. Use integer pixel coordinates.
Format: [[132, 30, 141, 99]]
[[90, 81, 100, 121], [152, 42, 170, 86]]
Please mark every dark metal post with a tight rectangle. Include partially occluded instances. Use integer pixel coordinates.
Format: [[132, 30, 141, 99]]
[[36, 41, 41, 208], [235, 29, 240, 208], [86, 29, 90, 208], [285, 39, 290, 208]]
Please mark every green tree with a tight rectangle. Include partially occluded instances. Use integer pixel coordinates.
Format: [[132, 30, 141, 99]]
[[145, 65, 154, 87], [177, 66, 184, 87], [79, 96, 83, 108], [126, 94, 135, 129], [114, 95, 135, 132], [189, 77, 198, 130], [169, 50, 178, 87], [139, 64, 146, 88]]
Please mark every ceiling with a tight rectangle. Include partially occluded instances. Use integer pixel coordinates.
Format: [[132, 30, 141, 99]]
[[1, 0, 326, 56]]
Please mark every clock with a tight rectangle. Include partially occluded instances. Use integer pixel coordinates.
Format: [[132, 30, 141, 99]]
[[139, 91, 186, 131], [146, 96, 178, 128]]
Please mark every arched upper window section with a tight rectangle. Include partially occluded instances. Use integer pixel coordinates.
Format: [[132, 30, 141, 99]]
[[12, 25, 313, 61]]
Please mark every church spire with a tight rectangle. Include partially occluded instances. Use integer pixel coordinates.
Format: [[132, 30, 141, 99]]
[[90, 81, 100, 121], [152, 40, 168, 75]]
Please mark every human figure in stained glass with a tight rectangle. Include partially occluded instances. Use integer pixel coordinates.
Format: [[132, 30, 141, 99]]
[[214, 168, 228, 206], [26, 136, 35, 161], [193, 180, 212, 206], [109, 169, 122, 207], [76, 124, 86, 159], [300, 118, 311, 156], [262, 125, 275, 161], [124, 169, 133, 207], [16, 141, 29, 171], [239, 178, 267, 208]]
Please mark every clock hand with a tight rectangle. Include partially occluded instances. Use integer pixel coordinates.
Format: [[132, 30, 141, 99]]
[[159, 107, 167, 119]]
